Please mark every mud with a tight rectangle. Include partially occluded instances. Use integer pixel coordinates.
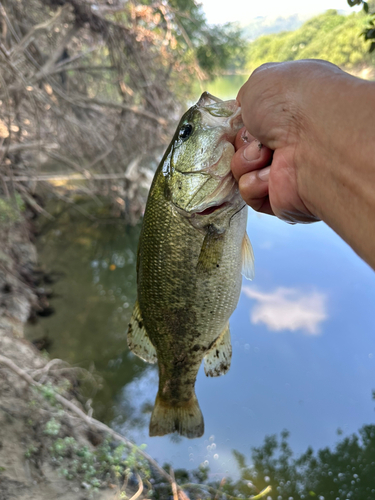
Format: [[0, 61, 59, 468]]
[[0, 216, 133, 499]]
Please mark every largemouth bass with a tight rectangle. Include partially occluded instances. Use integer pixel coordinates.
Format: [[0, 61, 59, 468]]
[[127, 92, 254, 438]]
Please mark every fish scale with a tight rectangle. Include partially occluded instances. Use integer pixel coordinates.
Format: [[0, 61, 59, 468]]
[[127, 92, 254, 438]]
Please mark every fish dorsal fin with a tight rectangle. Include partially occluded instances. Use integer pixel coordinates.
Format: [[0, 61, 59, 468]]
[[242, 231, 254, 280], [127, 300, 157, 364], [204, 322, 232, 377]]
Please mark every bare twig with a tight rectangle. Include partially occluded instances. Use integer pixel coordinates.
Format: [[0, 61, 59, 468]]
[[214, 477, 227, 500], [16, 184, 55, 220], [2, 172, 134, 182], [45, 151, 89, 176], [30, 358, 67, 380], [10, 6, 67, 58], [50, 190, 97, 221], [34, 24, 80, 79], [0, 353, 189, 496], [0, 141, 58, 153], [72, 96, 167, 125], [129, 473, 144, 500], [180, 483, 272, 500], [170, 467, 179, 500]]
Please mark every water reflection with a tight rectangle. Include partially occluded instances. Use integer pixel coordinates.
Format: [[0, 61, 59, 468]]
[[167, 419, 375, 500], [26, 201, 375, 481], [242, 286, 328, 334], [26, 72, 375, 482], [26, 200, 148, 423]]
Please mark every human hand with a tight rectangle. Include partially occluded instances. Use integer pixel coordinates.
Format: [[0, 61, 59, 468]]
[[231, 60, 348, 223]]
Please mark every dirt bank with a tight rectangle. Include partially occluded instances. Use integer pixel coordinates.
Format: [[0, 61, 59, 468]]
[[0, 214, 156, 499]]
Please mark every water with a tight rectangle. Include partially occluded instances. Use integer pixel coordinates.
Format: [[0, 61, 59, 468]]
[[193, 74, 248, 101], [26, 77, 375, 493]]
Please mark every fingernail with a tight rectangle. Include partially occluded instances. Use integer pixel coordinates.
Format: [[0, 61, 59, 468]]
[[243, 141, 261, 161], [257, 166, 270, 182]]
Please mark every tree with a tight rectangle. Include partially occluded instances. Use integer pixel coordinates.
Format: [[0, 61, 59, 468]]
[[0, 0, 244, 221], [247, 9, 375, 71], [348, 0, 375, 52]]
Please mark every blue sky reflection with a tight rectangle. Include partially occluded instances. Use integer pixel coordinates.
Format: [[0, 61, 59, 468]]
[[242, 286, 328, 334], [115, 209, 375, 478], [27, 197, 375, 481]]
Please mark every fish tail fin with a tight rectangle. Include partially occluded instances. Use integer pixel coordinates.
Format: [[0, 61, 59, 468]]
[[149, 392, 204, 438]]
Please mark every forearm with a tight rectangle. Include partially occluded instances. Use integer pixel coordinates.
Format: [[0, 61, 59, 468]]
[[296, 75, 375, 269]]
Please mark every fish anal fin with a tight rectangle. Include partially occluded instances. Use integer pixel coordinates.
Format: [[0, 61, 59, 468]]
[[204, 322, 232, 377], [149, 392, 204, 438], [242, 231, 255, 280], [127, 300, 157, 364]]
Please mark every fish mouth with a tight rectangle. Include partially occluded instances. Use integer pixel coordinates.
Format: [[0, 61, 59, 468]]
[[190, 170, 237, 212], [187, 172, 242, 219], [172, 173, 240, 221], [194, 201, 229, 216]]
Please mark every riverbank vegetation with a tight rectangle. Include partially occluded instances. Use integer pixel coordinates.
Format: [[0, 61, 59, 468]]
[[246, 9, 375, 72], [1, 2, 375, 499], [0, 0, 243, 222]]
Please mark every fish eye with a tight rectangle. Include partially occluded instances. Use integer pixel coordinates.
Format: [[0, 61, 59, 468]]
[[179, 123, 193, 141]]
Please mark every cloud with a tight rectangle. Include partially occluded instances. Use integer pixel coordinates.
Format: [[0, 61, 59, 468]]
[[242, 286, 327, 335]]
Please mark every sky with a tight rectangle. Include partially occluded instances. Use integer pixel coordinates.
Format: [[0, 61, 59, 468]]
[[199, 0, 359, 25]]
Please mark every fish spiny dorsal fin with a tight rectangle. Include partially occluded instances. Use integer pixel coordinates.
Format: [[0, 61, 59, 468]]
[[127, 300, 157, 364], [241, 231, 254, 281], [204, 322, 232, 377], [149, 392, 204, 438]]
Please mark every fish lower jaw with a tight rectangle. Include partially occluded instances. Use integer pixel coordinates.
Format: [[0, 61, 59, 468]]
[[190, 181, 242, 218], [194, 201, 230, 216]]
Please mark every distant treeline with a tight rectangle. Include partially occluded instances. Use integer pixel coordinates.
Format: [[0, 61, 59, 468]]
[[247, 9, 375, 70]]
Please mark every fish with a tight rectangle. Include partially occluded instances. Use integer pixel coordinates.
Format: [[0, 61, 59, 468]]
[[127, 92, 254, 439]]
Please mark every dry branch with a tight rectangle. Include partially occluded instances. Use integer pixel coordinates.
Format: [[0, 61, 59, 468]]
[[0, 0, 187, 220], [0, 353, 190, 498], [9, 6, 67, 58]]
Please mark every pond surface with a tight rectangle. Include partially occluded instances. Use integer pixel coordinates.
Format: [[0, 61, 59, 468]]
[[26, 77, 375, 495]]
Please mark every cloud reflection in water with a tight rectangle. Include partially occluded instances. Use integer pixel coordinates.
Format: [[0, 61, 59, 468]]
[[242, 286, 328, 334]]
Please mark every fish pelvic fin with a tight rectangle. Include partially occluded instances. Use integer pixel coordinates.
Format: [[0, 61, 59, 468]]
[[241, 231, 254, 280], [127, 300, 157, 364], [149, 392, 204, 438], [204, 322, 232, 377]]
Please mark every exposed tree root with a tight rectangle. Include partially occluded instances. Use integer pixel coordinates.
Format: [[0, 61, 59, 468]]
[[0, 353, 272, 500]]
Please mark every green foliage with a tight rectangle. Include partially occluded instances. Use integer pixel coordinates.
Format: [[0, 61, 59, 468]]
[[50, 436, 151, 492], [154, 419, 375, 499], [0, 193, 25, 225], [212, 425, 375, 500], [25, 445, 38, 459], [195, 23, 246, 74], [142, 0, 246, 75], [247, 9, 375, 70], [348, 1, 375, 51], [36, 382, 57, 405], [44, 418, 61, 436]]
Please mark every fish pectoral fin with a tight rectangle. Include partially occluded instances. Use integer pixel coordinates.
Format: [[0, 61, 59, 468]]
[[196, 225, 225, 274], [127, 300, 157, 364], [149, 392, 204, 438], [241, 231, 255, 280], [204, 322, 232, 377]]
